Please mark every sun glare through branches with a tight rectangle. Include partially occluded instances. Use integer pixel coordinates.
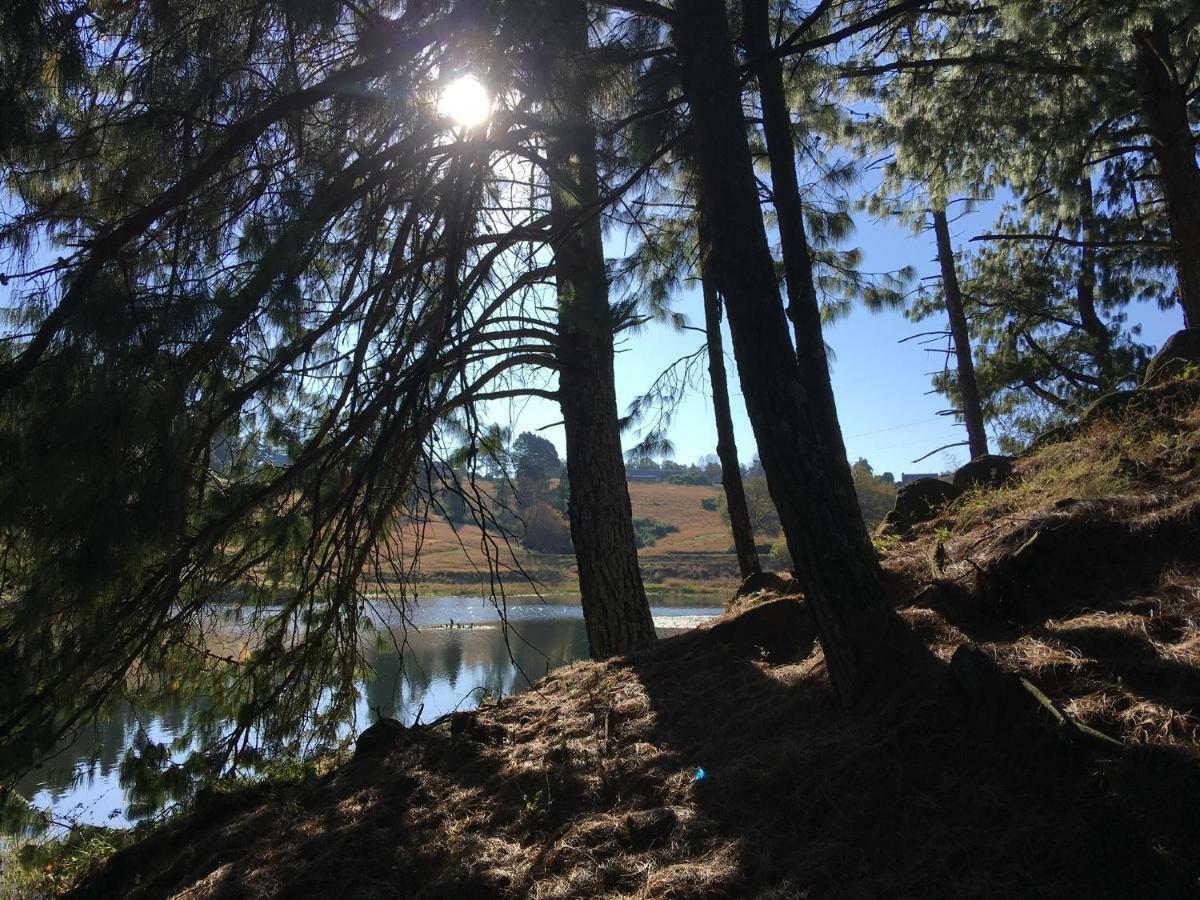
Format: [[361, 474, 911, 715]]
[[439, 75, 491, 127]]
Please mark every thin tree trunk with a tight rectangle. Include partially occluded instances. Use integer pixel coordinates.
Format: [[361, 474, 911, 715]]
[[740, 0, 819, 359], [700, 234, 761, 579], [931, 207, 989, 460], [673, 0, 929, 706], [1134, 15, 1200, 328], [1075, 175, 1113, 385], [546, 1, 655, 658]]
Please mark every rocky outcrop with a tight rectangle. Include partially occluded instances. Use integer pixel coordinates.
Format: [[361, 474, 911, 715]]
[[1144, 328, 1200, 385], [354, 717, 410, 761], [734, 570, 799, 598], [883, 478, 959, 533], [952, 455, 1015, 493]]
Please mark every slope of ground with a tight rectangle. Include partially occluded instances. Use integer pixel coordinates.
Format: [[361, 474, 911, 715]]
[[40, 381, 1200, 898]]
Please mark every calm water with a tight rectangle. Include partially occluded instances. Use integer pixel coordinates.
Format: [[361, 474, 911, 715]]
[[16, 596, 720, 829]]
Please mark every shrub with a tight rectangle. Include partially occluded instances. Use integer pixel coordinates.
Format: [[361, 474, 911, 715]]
[[521, 502, 574, 554], [700, 497, 718, 512], [631, 516, 679, 548]]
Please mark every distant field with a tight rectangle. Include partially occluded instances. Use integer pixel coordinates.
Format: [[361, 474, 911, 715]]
[[627, 482, 731, 554], [390, 481, 740, 596]]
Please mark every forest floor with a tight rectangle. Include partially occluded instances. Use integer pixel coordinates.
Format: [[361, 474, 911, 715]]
[[46, 380, 1200, 897]]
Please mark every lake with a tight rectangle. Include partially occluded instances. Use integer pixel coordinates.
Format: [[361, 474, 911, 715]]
[[15, 595, 722, 829]]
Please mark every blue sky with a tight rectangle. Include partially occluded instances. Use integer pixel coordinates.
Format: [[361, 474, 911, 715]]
[[485, 203, 1184, 479]]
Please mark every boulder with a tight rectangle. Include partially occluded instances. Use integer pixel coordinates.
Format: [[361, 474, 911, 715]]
[[354, 717, 409, 761], [1144, 328, 1200, 385], [952, 454, 1015, 493], [734, 570, 799, 598], [884, 478, 959, 533]]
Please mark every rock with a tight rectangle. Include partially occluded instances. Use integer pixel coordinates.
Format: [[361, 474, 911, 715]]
[[354, 717, 409, 761], [707, 597, 818, 663], [952, 454, 1015, 493], [734, 570, 799, 598], [1144, 328, 1200, 385], [884, 478, 960, 533], [622, 807, 677, 849]]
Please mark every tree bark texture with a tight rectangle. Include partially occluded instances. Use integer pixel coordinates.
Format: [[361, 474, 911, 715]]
[[673, 0, 928, 706], [700, 243, 762, 579], [931, 207, 989, 460], [1134, 16, 1200, 328], [546, 0, 655, 658]]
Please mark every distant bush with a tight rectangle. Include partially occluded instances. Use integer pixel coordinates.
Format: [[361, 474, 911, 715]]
[[631, 516, 679, 548], [700, 497, 718, 512], [668, 473, 711, 485], [521, 502, 574, 554]]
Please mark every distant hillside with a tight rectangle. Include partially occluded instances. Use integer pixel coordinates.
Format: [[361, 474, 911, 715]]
[[390, 481, 738, 595]]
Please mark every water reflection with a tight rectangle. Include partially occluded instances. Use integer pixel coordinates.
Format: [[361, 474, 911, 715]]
[[16, 597, 719, 828]]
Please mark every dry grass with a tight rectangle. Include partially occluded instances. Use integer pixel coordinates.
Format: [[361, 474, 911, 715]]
[[391, 482, 739, 596], [948, 383, 1200, 533]]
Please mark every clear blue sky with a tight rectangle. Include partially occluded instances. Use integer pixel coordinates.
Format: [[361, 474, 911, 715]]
[[485, 203, 1183, 479]]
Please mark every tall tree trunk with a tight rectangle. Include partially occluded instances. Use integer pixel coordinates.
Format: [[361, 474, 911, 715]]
[[673, 0, 929, 706], [931, 207, 989, 460], [700, 233, 761, 579], [740, 0, 819, 359], [1134, 15, 1200, 328], [546, 1, 655, 658], [1075, 175, 1114, 385]]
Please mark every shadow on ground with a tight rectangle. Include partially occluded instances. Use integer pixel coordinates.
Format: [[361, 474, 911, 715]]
[[71, 586, 1200, 899]]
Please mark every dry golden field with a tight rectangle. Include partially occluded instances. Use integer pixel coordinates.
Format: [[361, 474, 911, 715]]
[[393, 481, 740, 596]]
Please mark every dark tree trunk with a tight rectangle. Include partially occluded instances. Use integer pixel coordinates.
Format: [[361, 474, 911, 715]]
[[673, 0, 929, 706], [700, 243, 761, 579], [740, 0, 819, 359], [931, 208, 989, 460], [546, 1, 655, 658], [1075, 175, 1113, 384], [1134, 16, 1200, 328]]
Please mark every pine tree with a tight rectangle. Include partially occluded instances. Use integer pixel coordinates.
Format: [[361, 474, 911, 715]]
[[0, 0, 581, 786], [527, 0, 656, 657], [672, 0, 933, 706], [854, 0, 1198, 326]]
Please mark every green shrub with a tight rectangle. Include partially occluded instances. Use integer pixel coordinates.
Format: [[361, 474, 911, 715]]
[[700, 497, 718, 512], [1, 826, 128, 898], [631, 517, 679, 548]]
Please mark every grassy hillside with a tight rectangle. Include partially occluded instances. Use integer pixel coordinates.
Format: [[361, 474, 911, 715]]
[[401, 482, 741, 596]]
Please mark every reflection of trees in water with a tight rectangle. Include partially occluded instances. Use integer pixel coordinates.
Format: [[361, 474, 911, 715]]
[[363, 619, 589, 723], [19, 615, 593, 820], [17, 696, 198, 803], [442, 637, 464, 692]]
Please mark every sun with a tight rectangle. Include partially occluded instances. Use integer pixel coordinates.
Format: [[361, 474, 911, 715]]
[[439, 75, 491, 128]]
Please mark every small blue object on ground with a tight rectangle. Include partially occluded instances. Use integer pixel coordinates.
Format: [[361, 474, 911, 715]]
[[695, 767, 707, 781]]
